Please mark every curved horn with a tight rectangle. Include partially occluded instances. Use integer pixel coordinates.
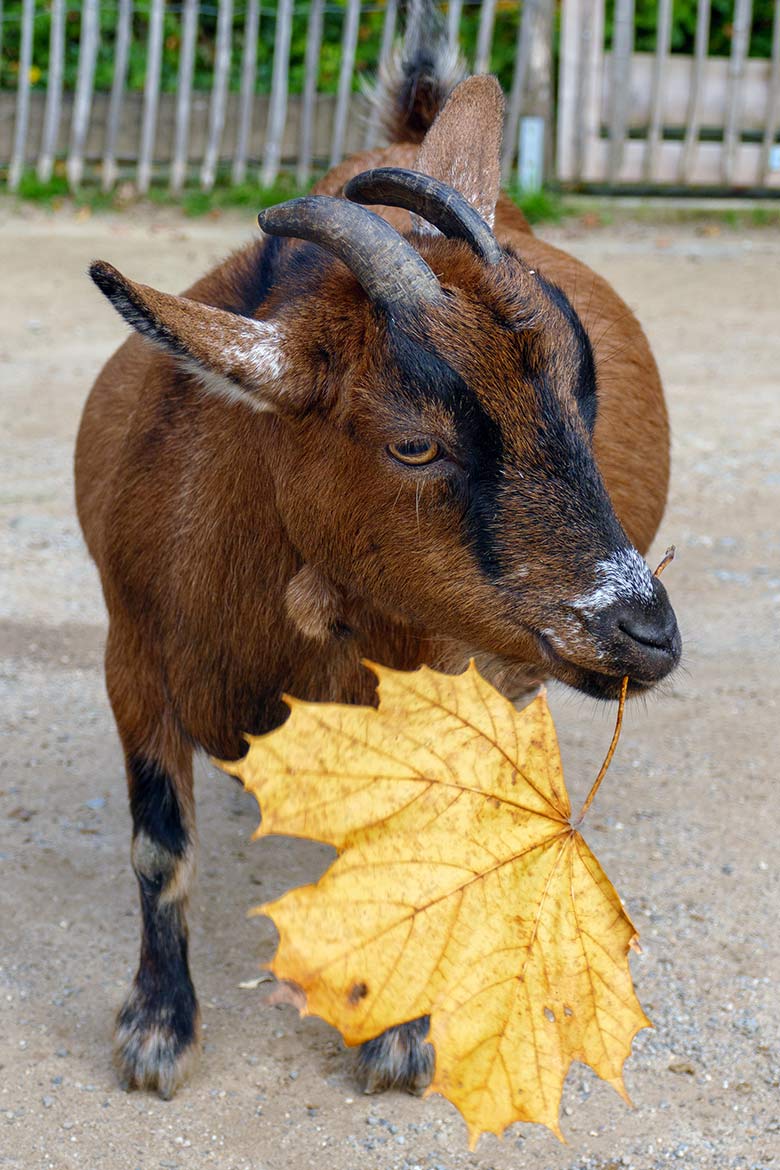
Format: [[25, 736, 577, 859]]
[[257, 195, 441, 309], [344, 168, 503, 267]]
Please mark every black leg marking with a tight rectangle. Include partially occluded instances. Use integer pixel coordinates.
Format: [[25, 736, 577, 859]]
[[356, 1017, 434, 1096], [115, 756, 199, 1099], [128, 754, 187, 857]]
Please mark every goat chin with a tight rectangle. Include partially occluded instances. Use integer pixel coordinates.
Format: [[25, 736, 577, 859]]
[[430, 641, 544, 706]]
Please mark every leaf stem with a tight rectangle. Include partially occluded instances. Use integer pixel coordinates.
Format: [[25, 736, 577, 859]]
[[574, 545, 676, 827], [575, 675, 629, 826]]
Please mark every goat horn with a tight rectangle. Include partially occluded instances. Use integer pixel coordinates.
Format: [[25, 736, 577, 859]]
[[344, 168, 503, 267], [257, 195, 441, 309]]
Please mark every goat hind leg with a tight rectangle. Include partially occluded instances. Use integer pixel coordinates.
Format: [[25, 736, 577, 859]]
[[356, 1017, 434, 1095]]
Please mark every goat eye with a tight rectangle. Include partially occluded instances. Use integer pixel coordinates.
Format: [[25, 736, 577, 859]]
[[387, 438, 441, 466]]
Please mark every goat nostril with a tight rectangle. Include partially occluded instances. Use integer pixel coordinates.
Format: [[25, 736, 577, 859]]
[[617, 616, 678, 655]]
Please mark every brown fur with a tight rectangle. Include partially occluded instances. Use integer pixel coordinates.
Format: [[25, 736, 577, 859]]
[[75, 72, 675, 1099]]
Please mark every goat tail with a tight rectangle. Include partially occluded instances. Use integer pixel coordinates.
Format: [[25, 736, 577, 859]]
[[369, 0, 465, 145]]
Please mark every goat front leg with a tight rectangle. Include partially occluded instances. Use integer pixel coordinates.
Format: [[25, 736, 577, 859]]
[[107, 637, 199, 1098], [356, 1017, 434, 1095]]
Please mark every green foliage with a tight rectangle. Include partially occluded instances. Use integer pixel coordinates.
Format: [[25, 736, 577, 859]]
[[3, 2, 778, 99], [0, 1, 519, 95], [603, 0, 777, 57]]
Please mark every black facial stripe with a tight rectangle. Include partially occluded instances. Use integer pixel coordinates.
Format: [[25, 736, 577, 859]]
[[534, 272, 598, 435], [520, 367, 625, 570], [128, 755, 188, 857], [387, 326, 505, 579], [273, 240, 336, 303], [530, 369, 594, 479], [233, 233, 283, 316], [387, 318, 617, 584]]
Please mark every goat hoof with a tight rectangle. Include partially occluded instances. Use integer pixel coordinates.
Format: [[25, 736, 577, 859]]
[[114, 984, 200, 1099], [356, 1017, 434, 1096]]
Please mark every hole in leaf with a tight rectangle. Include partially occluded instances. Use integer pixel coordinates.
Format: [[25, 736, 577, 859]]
[[348, 981, 369, 1005], [544, 1007, 555, 1023]]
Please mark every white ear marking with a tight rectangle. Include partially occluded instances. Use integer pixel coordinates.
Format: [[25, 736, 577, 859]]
[[181, 316, 284, 412], [180, 361, 276, 413]]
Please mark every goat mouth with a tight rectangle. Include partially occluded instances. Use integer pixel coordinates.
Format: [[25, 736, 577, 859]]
[[532, 632, 657, 701]]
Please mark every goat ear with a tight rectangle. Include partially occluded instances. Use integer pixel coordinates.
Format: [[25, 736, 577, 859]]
[[415, 75, 504, 228], [89, 261, 286, 413]]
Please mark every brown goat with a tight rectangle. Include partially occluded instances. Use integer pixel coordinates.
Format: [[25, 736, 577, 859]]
[[75, 29, 680, 1102]]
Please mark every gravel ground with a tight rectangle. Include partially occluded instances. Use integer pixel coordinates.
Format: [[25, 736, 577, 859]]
[[1, 202, 778, 1170]]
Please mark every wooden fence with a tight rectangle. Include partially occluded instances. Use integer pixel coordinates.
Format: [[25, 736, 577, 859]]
[[4, 1, 780, 195], [1, 0, 554, 193], [558, 0, 780, 190]]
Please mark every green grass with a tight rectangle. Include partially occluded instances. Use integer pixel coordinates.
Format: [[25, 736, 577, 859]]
[[174, 176, 308, 217], [13, 170, 127, 211], [507, 186, 573, 225], [8, 171, 780, 233], [6, 169, 311, 216], [8, 168, 571, 223]]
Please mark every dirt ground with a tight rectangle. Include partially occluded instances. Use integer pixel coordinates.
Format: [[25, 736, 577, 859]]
[[1, 201, 778, 1170]]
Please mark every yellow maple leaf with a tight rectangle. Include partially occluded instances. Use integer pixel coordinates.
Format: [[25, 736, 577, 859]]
[[221, 662, 649, 1145]]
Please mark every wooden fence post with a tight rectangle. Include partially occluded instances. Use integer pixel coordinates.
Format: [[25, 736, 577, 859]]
[[556, 0, 580, 183], [581, 0, 605, 183], [298, 0, 326, 186], [474, 0, 497, 74], [607, 0, 634, 184], [202, 0, 234, 191], [171, 0, 199, 194], [760, 0, 780, 183], [137, 0, 165, 194], [503, 0, 536, 181], [330, 0, 362, 169], [262, 0, 295, 187], [9, 0, 35, 191], [102, 0, 133, 193], [38, 0, 66, 184], [679, 0, 712, 183], [644, 0, 673, 181], [503, 0, 554, 185], [723, 0, 754, 186], [233, 0, 261, 186], [447, 0, 464, 50], [66, 0, 99, 190]]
